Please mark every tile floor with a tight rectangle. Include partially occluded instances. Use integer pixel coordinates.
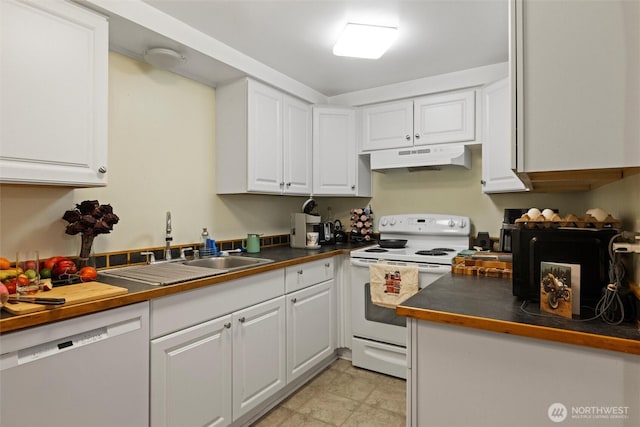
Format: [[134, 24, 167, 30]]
[[253, 358, 406, 427]]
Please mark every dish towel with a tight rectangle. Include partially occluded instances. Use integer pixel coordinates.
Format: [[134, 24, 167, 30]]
[[369, 262, 419, 308]]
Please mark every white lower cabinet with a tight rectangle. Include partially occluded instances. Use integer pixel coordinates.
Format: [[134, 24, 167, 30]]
[[151, 315, 233, 427], [151, 295, 286, 427], [286, 280, 335, 383], [232, 296, 287, 420], [149, 262, 338, 426]]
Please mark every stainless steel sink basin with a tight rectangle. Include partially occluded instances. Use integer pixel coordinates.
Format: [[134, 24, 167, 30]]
[[183, 256, 274, 272], [99, 256, 274, 286]]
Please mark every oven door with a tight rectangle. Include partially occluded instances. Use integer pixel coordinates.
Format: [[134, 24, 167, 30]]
[[350, 257, 449, 347]]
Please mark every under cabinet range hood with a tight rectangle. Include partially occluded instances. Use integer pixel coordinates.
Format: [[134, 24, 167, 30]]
[[369, 144, 471, 172]]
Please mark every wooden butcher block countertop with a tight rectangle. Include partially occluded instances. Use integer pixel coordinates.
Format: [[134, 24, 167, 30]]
[[397, 273, 640, 356], [0, 245, 363, 334]]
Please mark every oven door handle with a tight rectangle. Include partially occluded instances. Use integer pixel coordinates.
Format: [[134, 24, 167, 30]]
[[350, 258, 450, 274]]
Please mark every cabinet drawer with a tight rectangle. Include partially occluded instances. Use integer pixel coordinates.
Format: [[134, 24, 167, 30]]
[[285, 258, 334, 293], [151, 269, 285, 338]]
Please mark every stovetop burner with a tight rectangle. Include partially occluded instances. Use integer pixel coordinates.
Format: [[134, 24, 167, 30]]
[[431, 247, 456, 252], [415, 250, 450, 256], [365, 248, 388, 253]]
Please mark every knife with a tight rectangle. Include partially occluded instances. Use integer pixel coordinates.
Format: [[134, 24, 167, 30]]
[[8, 297, 66, 305]]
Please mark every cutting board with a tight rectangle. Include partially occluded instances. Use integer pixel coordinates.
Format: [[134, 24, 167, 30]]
[[2, 281, 128, 315]]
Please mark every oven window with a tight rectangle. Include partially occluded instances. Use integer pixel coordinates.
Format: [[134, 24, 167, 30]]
[[364, 283, 406, 327]]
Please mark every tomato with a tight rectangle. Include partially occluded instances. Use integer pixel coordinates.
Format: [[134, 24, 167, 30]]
[[44, 256, 66, 271], [52, 259, 77, 277], [5, 279, 16, 294], [78, 266, 98, 282], [16, 274, 30, 286]]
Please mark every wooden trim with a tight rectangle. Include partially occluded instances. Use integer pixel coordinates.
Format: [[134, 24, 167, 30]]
[[396, 305, 640, 355], [518, 167, 640, 192]]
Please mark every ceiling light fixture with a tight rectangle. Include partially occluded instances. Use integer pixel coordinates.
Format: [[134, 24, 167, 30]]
[[143, 48, 186, 70], [333, 23, 398, 59]]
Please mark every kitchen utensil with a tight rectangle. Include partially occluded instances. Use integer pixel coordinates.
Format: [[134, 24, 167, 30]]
[[378, 239, 408, 248], [334, 220, 346, 243], [2, 281, 128, 315], [8, 297, 66, 305], [244, 233, 261, 253]]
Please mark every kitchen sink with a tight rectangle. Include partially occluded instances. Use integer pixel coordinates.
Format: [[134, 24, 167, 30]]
[[183, 255, 274, 271], [100, 256, 274, 286]]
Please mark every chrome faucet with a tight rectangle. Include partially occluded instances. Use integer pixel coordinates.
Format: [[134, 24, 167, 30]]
[[165, 211, 173, 260]]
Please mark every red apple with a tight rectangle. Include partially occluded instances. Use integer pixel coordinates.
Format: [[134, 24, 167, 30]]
[[44, 256, 66, 271], [52, 259, 77, 277]]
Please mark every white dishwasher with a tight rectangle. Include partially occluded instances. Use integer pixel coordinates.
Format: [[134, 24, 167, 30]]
[[0, 302, 149, 427]]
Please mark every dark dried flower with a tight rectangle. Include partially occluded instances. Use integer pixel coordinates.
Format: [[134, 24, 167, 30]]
[[103, 212, 120, 226], [99, 204, 114, 215], [65, 223, 85, 235], [93, 221, 112, 235], [80, 215, 97, 228], [77, 200, 100, 215], [62, 210, 81, 223], [63, 200, 119, 237]]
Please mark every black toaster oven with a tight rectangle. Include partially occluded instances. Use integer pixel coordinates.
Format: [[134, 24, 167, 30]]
[[512, 227, 618, 309]]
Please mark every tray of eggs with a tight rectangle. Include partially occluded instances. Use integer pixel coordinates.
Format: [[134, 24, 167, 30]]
[[514, 207, 621, 229]]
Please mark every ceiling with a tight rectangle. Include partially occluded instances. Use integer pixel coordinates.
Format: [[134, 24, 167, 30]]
[[134, 0, 509, 97]]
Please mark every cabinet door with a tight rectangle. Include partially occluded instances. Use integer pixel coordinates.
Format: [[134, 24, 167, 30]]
[[286, 280, 335, 383], [0, 0, 108, 186], [313, 107, 357, 195], [283, 96, 312, 194], [481, 78, 528, 193], [233, 296, 286, 421], [361, 100, 414, 151], [151, 315, 232, 427], [515, 0, 640, 172], [247, 80, 283, 193], [414, 90, 475, 145]]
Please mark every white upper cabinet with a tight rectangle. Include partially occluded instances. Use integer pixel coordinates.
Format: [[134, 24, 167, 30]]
[[414, 90, 476, 145], [0, 0, 108, 186], [481, 78, 528, 193], [360, 90, 476, 152], [216, 78, 312, 195], [514, 0, 640, 173], [283, 96, 313, 194], [361, 100, 414, 151], [313, 106, 371, 197]]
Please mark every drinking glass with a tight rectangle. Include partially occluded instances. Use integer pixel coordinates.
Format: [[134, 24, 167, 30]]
[[16, 250, 40, 295]]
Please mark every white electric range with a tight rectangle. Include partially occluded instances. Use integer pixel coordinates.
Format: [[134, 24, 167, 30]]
[[350, 213, 471, 378]]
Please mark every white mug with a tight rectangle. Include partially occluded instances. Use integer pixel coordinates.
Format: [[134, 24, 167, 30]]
[[306, 232, 319, 246]]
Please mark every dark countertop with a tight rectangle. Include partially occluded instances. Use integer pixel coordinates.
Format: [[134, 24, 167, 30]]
[[0, 242, 370, 333], [397, 273, 640, 355]]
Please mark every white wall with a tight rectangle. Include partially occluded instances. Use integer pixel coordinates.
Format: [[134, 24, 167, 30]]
[[1, 52, 638, 271]]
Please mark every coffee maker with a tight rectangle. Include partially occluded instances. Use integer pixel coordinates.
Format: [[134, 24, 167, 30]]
[[499, 208, 528, 252], [290, 213, 321, 248]]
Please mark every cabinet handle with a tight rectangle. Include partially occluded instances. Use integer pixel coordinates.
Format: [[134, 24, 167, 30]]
[[405, 135, 411, 141], [415, 133, 420, 139], [238, 317, 246, 323], [480, 180, 486, 185], [279, 182, 285, 188], [224, 322, 231, 329], [351, 185, 356, 190], [325, 263, 330, 268], [286, 182, 291, 187], [291, 297, 297, 303], [298, 270, 303, 275], [98, 166, 107, 174]]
